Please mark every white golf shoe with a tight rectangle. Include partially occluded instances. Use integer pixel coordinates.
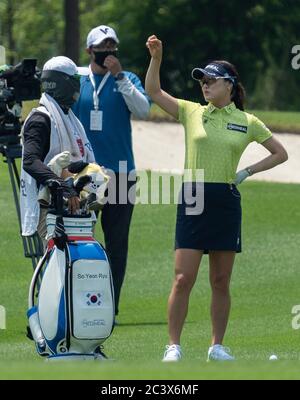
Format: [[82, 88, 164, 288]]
[[162, 344, 182, 362], [207, 344, 235, 361]]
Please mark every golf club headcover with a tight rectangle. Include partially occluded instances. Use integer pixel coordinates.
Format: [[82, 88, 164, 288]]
[[73, 163, 110, 210], [74, 175, 92, 194], [67, 160, 89, 174], [38, 151, 72, 205]]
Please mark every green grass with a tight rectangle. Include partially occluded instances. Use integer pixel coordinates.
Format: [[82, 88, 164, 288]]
[[149, 104, 300, 134], [250, 110, 300, 133], [0, 159, 300, 379]]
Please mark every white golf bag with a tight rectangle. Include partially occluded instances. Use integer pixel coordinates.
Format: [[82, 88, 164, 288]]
[[27, 180, 114, 361]]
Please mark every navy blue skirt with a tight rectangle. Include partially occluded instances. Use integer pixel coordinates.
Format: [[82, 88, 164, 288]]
[[175, 182, 242, 253]]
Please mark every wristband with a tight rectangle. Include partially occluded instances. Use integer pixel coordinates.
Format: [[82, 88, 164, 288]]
[[246, 167, 253, 176]]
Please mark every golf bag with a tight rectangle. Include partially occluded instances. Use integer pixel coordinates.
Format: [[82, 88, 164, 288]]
[[27, 179, 114, 361]]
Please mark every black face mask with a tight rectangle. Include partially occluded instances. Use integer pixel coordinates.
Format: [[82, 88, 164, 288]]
[[41, 70, 80, 109], [92, 50, 118, 68]]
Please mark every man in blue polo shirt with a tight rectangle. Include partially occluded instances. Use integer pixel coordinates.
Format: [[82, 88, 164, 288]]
[[73, 25, 150, 319]]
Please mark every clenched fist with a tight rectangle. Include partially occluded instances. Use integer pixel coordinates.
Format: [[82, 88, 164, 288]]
[[146, 35, 163, 61]]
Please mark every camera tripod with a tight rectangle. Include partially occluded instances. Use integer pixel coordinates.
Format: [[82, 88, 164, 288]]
[[0, 142, 44, 270]]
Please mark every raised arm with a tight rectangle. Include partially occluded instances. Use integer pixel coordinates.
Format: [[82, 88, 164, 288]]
[[145, 35, 179, 119]]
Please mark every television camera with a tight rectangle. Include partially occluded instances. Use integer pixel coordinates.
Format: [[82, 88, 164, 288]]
[[0, 58, 42, 270], [0, 58, 41, 145]]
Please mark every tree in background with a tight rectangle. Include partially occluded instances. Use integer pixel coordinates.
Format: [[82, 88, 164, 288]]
[[0, 0, 16, 64], [0, 0, 63, 67], [0, 0, 299, 110], [84, 0, 300, 110], [64, 0, 79, 63]]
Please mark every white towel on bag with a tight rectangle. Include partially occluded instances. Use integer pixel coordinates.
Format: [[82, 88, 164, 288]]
[[20, 93, 95, 236]]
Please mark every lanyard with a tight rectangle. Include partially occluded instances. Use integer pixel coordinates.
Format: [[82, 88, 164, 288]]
[[89, 66, 111, 110]]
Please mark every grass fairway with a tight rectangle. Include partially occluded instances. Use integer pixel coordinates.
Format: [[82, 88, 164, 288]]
[[0, 159, 300, 380]]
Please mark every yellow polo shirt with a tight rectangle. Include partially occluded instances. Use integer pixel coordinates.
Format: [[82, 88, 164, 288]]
[[178, 100, 272, 183]]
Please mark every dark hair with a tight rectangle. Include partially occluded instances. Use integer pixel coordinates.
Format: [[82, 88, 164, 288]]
[[90, 38, 117, 49], [212, 60, 246, 111]]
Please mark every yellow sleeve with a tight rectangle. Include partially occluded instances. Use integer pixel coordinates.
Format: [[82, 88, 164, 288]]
[[249, 115, 272, 144], [178, 99, 202, 124], [177, 99, 188, 124]]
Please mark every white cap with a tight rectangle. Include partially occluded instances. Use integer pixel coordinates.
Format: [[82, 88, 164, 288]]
[[86, 25, 119, 48], [42, 56, 78, 76]]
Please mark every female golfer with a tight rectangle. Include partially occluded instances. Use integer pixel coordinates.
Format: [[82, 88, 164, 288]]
[[145, 35, 288, 362]]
